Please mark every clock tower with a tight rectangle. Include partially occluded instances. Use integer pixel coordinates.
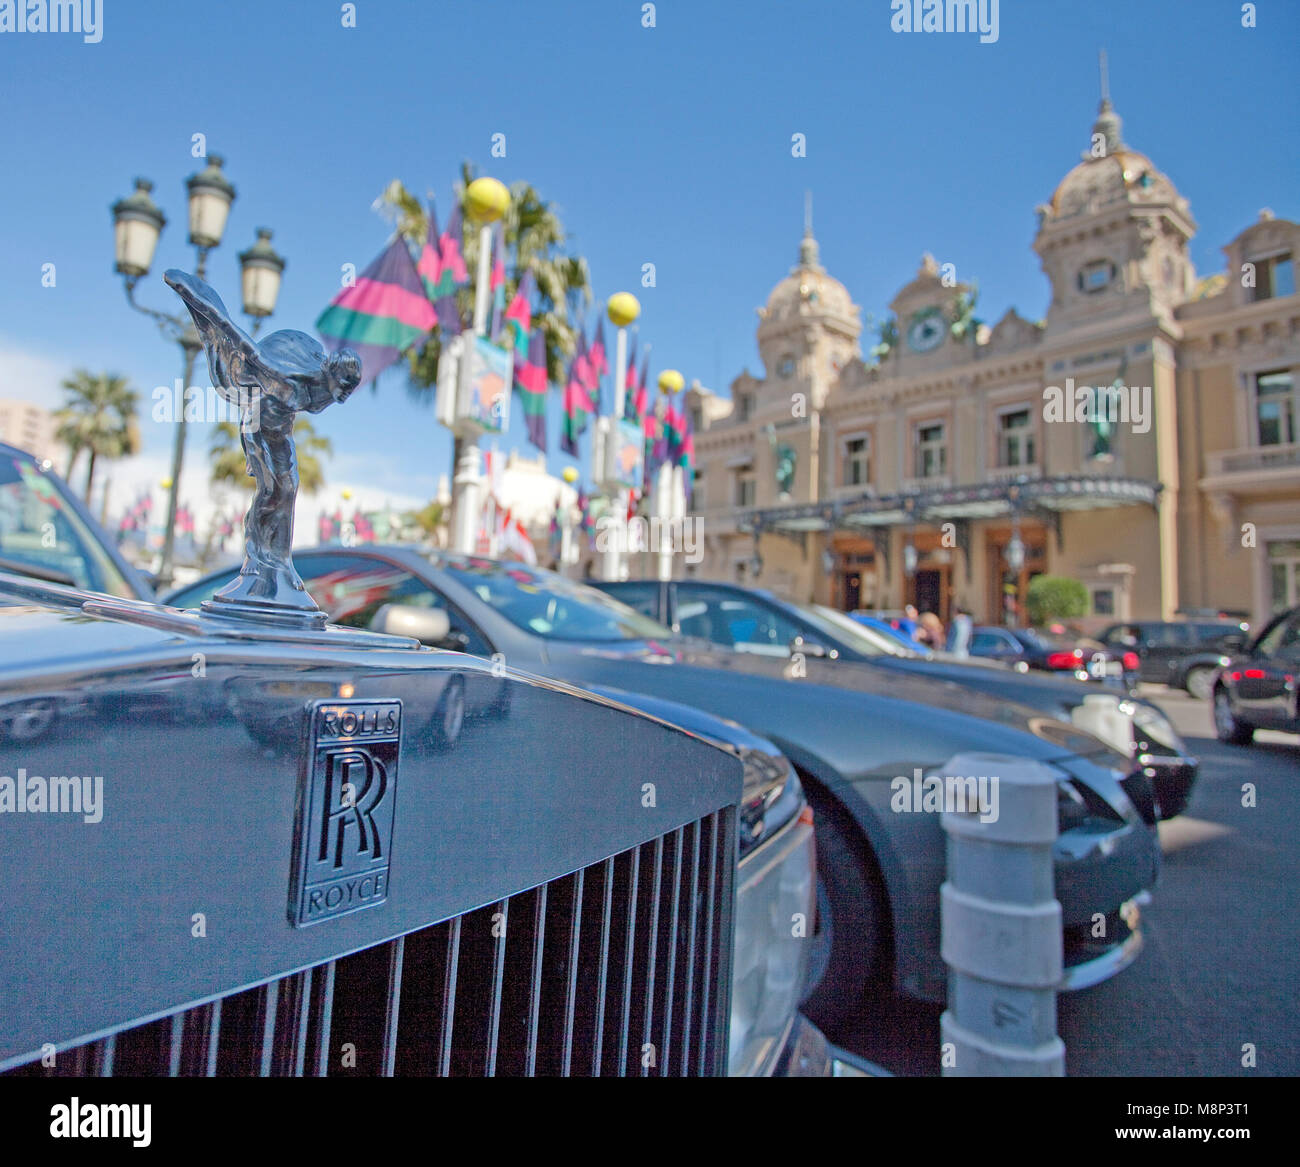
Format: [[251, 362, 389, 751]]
[[755, 213, 861, 413], [885, 253, 974, 368]]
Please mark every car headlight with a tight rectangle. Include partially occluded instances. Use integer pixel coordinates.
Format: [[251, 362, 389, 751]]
[[729, 773, 816, 1077], [1130, 701, 1186, 756]]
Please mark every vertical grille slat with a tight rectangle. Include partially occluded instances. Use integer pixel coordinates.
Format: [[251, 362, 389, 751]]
[[524, 884, 547, 1077], [679, 820, 703, 1075], [590, 857, 616, 1076], [438, 916, 462, 1077], [659, 826, 685, 1074], [560, 867, 585, 1077], [640, 835, 665, 1077], [310, 961, 336, 1078], [7, 809, 736, 1079], [257, 981, 279, 1078], [616, 847, 641, 1077], [380, 939, 404, 1078], [484, 901, 508, 1077]]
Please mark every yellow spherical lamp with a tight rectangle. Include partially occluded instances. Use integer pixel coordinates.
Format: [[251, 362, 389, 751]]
[[159, 478, 172, 491], [607, 292, 640, 328], [464, 177, 510, 224], [658, 369, 684, 394], [561, 466, 579, 485], [341, 488, 353, 501]]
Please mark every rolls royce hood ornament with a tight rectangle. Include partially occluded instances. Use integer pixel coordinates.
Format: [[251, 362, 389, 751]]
[[164, 269, 361, 626]]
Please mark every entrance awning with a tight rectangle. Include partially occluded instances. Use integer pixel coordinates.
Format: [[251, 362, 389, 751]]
[[743, 474, 1161, 536]]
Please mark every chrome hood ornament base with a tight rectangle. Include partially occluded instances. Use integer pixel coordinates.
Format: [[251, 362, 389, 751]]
[[164, 269, 361, 626]]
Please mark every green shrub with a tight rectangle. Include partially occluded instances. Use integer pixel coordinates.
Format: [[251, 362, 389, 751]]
[[1025, 575, 1089, 625]]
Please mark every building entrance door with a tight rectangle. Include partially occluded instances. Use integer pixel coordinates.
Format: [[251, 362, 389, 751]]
[[910, 569, 943, 616]]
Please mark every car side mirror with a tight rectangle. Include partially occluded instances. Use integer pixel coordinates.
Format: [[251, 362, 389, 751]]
[[371, 603, 453, 647]]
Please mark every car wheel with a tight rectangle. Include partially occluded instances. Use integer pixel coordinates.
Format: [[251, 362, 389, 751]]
[[1184, 666, 1214, 702], [1213, 685, 1253, 745], [800, 789, 887, 1031], [0, 697, 57, 743], [431, 676, 466, 749]]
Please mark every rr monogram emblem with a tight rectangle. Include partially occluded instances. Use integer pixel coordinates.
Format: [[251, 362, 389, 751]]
[[289, 700, 401, 926]]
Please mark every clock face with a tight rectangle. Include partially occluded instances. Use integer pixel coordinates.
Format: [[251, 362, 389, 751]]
[[778, 355, 795, 378], [907, 308, 946, 353]]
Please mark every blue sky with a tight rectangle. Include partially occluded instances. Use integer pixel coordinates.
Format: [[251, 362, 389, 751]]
[[0, 0, 1296, 527]]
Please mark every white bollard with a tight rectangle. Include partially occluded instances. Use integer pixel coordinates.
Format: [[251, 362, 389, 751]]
[[938, 752, 1066, 1076]]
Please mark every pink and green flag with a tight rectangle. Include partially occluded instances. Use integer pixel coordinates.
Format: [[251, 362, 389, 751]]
[[316, 236, 436, 386], [417, 199, 441, 308], [433, 201, 467, 336], [514, 328, 548, 453], [561, 330, 595, 457]]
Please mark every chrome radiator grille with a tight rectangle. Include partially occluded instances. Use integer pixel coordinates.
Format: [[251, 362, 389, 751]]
[[5, 809, 735, 1078]]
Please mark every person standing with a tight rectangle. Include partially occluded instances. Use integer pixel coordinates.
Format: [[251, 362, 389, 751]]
[[949, 605, 973, 657]]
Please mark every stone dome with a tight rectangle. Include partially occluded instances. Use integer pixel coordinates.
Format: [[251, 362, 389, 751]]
[[761, 229, 856, 323], [1043, 99, 1182, 221]]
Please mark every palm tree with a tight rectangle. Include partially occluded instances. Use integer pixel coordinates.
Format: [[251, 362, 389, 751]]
[[54, 371, 140, 502], [209, 417, 332, 495], [374, 164, 593, 396]]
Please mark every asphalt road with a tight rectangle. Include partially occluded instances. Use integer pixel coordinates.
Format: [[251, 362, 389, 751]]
[[832, 685, 1300, 1077]]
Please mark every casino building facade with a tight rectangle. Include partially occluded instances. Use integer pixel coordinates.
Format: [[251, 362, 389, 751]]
[[681, 93, 1299, 627]]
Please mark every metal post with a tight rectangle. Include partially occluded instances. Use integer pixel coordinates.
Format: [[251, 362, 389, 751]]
[[451, 224, 495, 555], [599, 326, 631, 582], [939, 752, 1065, 1076], [656, 462, 676, 582], [156, 328, 201, 586]]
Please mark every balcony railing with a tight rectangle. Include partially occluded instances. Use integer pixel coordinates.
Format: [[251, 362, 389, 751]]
[[1206, 442, 1300, 477]]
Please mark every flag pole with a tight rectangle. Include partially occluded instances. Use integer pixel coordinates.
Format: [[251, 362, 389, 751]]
[[449, 178, 510, 555], [601, 293, 640, 581]]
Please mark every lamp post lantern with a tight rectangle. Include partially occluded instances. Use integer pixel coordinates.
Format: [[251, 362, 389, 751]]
[[238, 228, 285, 335], [111, 155, 281, 587]]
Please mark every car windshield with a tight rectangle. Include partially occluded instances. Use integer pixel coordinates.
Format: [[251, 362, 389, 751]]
[[441, 557, 674, 642], [0, 453, 134, 598], [799, 603, 913, 657]]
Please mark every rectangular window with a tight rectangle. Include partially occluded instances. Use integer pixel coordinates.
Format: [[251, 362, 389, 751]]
[[843, 435, 870, 486], [1267, 540, 1300, 611], [735, 473, 756, 508], [1255, 371, 1296, 446], [997, 408, 1036, 467], [1252, 253, 1295, 302], [915, 422, 947, 479], [737, 395, 752, 422]]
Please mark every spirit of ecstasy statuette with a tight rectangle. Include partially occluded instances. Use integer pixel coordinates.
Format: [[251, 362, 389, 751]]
[[164, 269, 362, 625]]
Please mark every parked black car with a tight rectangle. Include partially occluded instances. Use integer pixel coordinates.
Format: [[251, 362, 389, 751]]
[[169, 550, 1164, 1023], [591, 578, 1194, 819], [1211, 606, 1300, 745], [1098, 619, 1250, 700], [969, 624, 1139, 690]]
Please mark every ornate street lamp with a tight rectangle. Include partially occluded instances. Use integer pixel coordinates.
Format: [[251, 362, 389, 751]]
[[238, 228, 285, 335], [111, 154, 278, 587], [111, 179, 165, 279], [185, 154, 236, 250]]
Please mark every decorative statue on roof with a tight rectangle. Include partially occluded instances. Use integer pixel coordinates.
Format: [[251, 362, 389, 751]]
[[164, 269, 361, 623]]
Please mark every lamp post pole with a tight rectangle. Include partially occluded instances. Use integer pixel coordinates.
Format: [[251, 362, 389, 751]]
[[599, 293, 641, 582], [112, 157, 283, 587], [450, 177, 510, 555], [654, 369, 685, 582]]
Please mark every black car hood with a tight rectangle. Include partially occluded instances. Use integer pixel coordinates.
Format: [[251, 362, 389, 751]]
[[542, 635, 1126, 767]]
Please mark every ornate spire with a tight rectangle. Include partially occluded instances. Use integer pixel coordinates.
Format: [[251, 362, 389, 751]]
[[796, 191, 822, 271], [1088, 49, 1124, 157]]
